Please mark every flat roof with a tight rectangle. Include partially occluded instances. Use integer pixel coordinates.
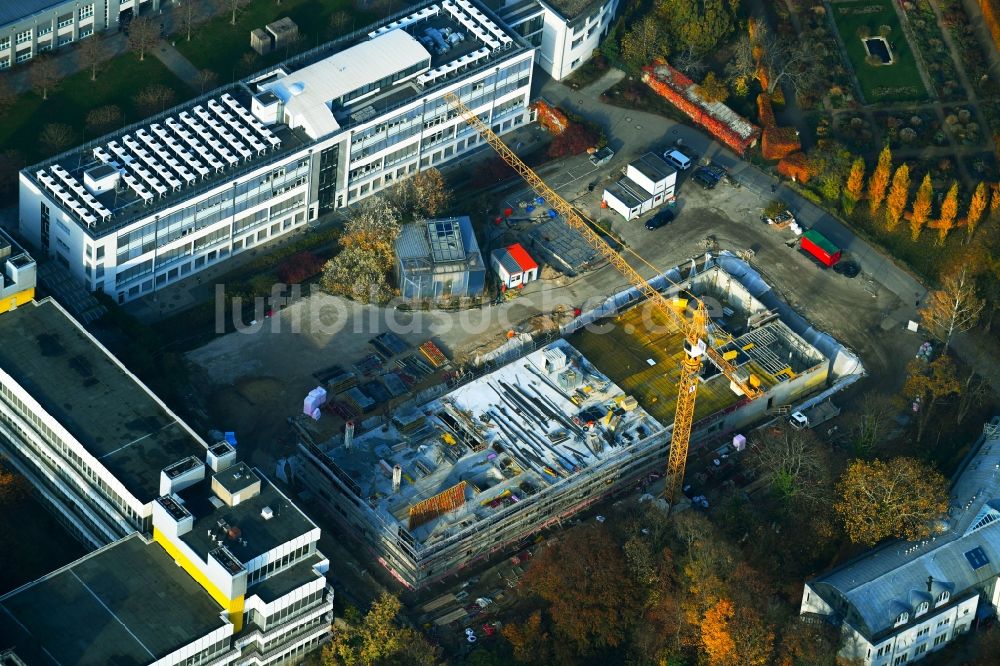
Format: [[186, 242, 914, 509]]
[[0, 0, 64, 26], [630, 152, 675, 184], [0, 299, 208, 503], [23, 0, 530, 238], [250, 553, 326, 603], [604, 177, 652, 209], [178, 472, 317, 564], [0, 534, 229, 665], [320, 339, 667, 547], [540, 0, 607, 20]]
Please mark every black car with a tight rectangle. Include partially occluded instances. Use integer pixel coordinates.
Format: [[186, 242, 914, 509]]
[[645, 209, 675, 229], [691, 170, 717, 189], [833, 260, 861, 278]]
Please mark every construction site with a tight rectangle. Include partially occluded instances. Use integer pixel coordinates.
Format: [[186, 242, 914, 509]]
[[295, 253, 865, 589]]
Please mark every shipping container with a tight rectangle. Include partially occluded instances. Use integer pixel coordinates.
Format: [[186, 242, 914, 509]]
[[800, 230, 842, 267]]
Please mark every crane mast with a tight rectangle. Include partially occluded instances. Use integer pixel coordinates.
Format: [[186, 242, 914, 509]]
[[444, 93, 759, 505]]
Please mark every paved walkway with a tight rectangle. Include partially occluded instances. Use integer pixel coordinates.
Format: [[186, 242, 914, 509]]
[[152, 40, 202, 90]]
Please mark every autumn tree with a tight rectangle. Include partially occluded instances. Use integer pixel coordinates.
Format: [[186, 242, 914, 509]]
[[548, 122, 599, 158], [29, 55, 60, 101], [909, 173, 932, 240], [501, 610, 553, 666], [749, 425, 832, 506], [920, 267, 984, 350], [904, 355, 962, 443], [697, 72, 728, 102], [388, 168, 451, 219], [656, 0, 740, 56], [127, 16, 159, 61], [320, 196, 401, 304], [701, 599, 737, 666], [134, 84, 176, 116], [78, 35, 111, 81], [700, 598, 774, 666], [868, 145, 892, 213], [835, 457, 948, 545], [620, 16, 664, 67], [965, 181, 989, 240], [990, 183, 1000, 221], [730, 22, 821, 96], [776, 618, 838, 666], [323, 591, 437, 666], [85, 105, 123, 134], [884, 163, 910, 231], [520, 525, 643, 652], [936, 180, 959, 244], [40, 123, 75, 155], [843, 157, 865, 215]]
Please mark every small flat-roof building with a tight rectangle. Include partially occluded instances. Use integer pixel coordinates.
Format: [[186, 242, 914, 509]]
[[801, 418, 1000, 664], [491, 242, 538, 289], [603, 152, 676, 221], [395, 216, 486, 300], [0, 228, 35, 314]]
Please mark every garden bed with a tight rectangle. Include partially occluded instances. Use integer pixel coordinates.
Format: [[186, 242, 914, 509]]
[[903, 0, 967, 101], [829, 0, 928, 102], [872, 109, 940, 148], [942, 106, 985, 146]]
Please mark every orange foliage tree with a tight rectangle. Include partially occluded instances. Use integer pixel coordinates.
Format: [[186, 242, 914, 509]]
[[936, 180, 959, 245], [965, 181, 989, 239], [981, 0, 1000, 50], [909, 173, 933, 241], [868, 145, 892, 213], [701, 599, 737, 665], [776, 151, 810, 182], [885, 163, 910, 231], [761, 127, 801, 161], [843, 157, 865, 215], [520, 525, 643, 652]]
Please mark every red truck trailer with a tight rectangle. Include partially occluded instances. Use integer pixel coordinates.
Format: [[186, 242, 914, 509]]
[[800, 230, 842, 267]]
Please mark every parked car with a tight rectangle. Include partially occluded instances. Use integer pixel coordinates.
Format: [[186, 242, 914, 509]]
[[645, 208, 675, 229], [832, 260, 860, 278], [691, 170, 717, 189]]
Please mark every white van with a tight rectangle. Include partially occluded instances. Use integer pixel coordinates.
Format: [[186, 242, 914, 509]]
[[663, 149, 692, 171]]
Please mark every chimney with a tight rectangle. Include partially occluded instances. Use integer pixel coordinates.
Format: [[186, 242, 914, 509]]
[[926, 575, 934, 593], [392, 464, 402, 493], [344, 421, 355, 450]]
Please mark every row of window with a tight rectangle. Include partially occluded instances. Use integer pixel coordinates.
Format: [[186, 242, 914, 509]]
[[246, 541, 314, 585]]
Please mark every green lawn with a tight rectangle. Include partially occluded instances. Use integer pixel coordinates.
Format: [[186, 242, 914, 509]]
[[175, 0, 376, 76], [829, 0, 928, 103], [0, 56, 191, 165]]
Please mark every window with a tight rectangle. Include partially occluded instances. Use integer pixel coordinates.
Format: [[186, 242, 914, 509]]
[[57, 16, 74, 29], [16, 30, 31, 45], [0, 58, 8, 70], [37, 25, 52, 36], [937, 617, 950, 628], [57, 34, 73, 47], [79, 4, 95, 20], [0, 37, 9, 50], [916, 627, 929, 637], [79, 27, 93, 38], [15, 50, 31, 63], [933, 634, 947, 647], [916, 601, 929, 615], [893, 655, 908, 665], [935, 591, 949, 604], [571, 36, 583, 49], [895, 612, 909, 627], [914, 644, 926, 656]]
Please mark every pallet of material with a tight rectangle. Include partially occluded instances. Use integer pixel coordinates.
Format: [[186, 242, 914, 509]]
[[418, 341, 448, 368], [343, 387, 375, 413], [355, 353, 384, 376], [326, 369, 357, 394], [362, 380, 392, 405], [433, 607, 469, 626], [393, 410, 426, 434], [370, 331, 409, 358], [382, 372, 408, 397]]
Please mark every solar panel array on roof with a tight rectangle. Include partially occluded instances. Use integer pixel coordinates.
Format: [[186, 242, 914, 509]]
[[965, 546, 990, 570]]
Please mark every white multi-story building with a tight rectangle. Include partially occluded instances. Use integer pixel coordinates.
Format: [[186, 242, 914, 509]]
[[0, 0, 159, 70], [603, 152, 677, 221], [18, 0, 535, 303], [0, 295, 333, 664], [495, 0, 618, 80], [801, 417, 1000, 664]]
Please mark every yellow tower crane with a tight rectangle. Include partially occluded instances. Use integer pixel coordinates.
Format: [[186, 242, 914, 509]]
[[444, 92, 763, 504]]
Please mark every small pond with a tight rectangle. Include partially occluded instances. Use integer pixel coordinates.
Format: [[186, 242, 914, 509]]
[[864, 36, 893, 65]]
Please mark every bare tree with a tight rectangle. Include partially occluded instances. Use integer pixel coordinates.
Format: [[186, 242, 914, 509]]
[[920, 268, 985, 350], [956, 369, 992, 425], [177, 0, 199, 42], [330, 10, 351, 34], [134, 84, 176, 116], [750, 426, 832, 506], [29, 55, 61, 100], [0, 77, 15, 116], [846, 392, 895, 458], [730, 23, 820, 96], [78, 35, 111, 81], [86, 105, 123, 134], [40, 123, 75, 155], [127, 16, 160, 61], [197, 69, 219, 94], [672, 44, 708, 78], [218, 0, 251, 26]]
